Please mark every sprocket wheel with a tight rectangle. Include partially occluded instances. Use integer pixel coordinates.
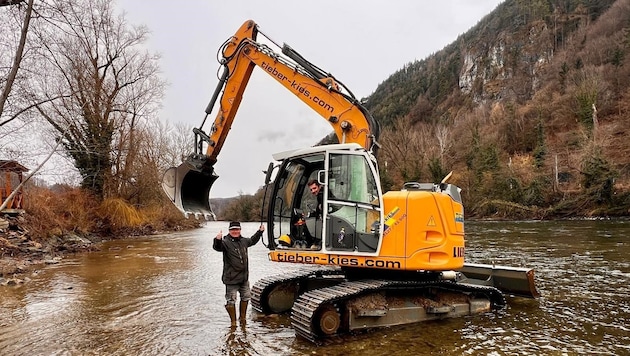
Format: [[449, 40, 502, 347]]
[[317, 304, 341, 336]]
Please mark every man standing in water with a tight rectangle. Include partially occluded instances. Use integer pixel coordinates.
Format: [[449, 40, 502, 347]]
[[213, 221, 264, 326]]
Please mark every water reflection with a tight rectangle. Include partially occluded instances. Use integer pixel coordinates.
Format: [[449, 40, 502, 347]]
[[0, 220, 628, 355]]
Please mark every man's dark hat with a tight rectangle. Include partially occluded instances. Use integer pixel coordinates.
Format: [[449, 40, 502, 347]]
[[228, 221, 241, 230]]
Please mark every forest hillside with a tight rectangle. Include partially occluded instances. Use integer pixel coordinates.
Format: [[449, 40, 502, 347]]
[[364, 0, 630, 219]]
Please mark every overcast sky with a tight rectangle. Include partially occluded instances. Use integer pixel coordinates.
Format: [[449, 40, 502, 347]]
[[115, 0, 504, 198]]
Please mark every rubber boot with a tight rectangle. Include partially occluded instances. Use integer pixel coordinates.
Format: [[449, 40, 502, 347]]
[[239, 300, 248, 323], [225, 304, 237, 327]]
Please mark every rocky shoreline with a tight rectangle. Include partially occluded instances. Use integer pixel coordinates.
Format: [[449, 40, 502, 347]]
[[0, 215, 102, 286]]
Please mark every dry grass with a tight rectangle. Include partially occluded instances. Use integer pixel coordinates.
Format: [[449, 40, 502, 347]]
[[23, 185, 98, 239], [21, 185, 199, 240], [98, 198, 144, 228]]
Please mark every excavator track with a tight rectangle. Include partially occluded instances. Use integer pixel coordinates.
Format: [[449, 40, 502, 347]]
[[290, 279, 505, 343], [251, 266, 344, 314]]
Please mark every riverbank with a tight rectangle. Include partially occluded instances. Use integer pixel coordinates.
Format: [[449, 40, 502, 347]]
[[0, 213, 199, 286], [0, 215, 105, 285], [1, 185, 205, 285]]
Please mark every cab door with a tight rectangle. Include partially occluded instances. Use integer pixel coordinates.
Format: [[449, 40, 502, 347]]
[[268, 146, 383, 254], [324, 149, 383, 254]]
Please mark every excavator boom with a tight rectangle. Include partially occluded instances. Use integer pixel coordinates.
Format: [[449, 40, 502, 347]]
[[162, 20, 379, 218]]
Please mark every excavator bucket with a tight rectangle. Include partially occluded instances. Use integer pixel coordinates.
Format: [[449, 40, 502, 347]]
[[162, 162, 218, 220]]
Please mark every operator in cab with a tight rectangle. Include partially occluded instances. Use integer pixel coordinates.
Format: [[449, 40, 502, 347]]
[[307, 179, 324, 219], [306, 179, 328, 249]]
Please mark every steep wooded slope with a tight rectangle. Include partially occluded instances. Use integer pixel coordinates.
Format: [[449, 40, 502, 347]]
[[364, 0, 630, 217]]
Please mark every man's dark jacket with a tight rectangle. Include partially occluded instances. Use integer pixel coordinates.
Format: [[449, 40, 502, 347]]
[[213, 230, 262, 285]]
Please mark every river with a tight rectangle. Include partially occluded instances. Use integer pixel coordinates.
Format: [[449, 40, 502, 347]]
[[0, 220, 628, 355]]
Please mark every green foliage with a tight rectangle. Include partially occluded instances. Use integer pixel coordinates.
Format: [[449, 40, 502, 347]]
[[581, 148, 617, 204], [365, 0, 617, 128], [220, 190, 266, 222], [465, 125, 481, 170], [364, 47, 464, 126], [494, 175, 523, 202], [378, 164, 395, 193], [316, 132, 339, 146], [532, 120, 546, 168], [532, 145, 546, 169], [478, 145, 500, 174], [400, 165, 423, 183], [473, 172, 551, 208], [428, 158, 448, 183], [611, 48, 624, 68], [522, 176, 551, 206], [566, 131, 584, 149], [63, 131, 113, 198], [574, 85, 597, 132], [575, 57, 583, 70]]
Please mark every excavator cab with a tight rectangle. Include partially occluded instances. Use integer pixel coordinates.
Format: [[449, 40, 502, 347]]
[[266, 143, 384, 253]]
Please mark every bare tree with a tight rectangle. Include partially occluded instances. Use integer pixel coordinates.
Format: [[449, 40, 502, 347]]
[[0, 0, 52, 176], [117, 119, 192, 205], [167, 122, 194, 167], [0, 0, 33, 120], [0, 0, 32, 157], [435, 124, 450, 161], [379, 116, 428, 184], [28, 0, 165, 200]]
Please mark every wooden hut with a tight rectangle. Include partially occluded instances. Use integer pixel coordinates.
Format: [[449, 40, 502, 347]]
[[0, 160, 28, 213]]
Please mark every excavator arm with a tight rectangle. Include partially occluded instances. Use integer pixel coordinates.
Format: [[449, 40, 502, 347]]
[[162, 20, 380, 218]]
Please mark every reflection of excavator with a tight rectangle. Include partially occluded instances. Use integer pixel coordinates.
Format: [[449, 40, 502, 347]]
[[162, 20, 539, 342]]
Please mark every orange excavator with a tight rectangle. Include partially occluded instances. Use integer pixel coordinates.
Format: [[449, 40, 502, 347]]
[[162, 20, 539, 342]]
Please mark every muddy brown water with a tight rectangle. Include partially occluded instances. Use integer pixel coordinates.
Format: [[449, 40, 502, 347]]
[[0, 220, 628, 355]]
